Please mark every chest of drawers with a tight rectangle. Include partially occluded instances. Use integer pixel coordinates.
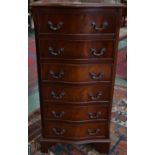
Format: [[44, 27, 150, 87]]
[[31, 0, 123, 154]]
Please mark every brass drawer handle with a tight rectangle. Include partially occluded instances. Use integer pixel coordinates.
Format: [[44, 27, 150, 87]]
[[51, 91, 65, 100], [90, 48, 106, 56], [52, 111, 65, 119], [91, 21, 109, 31], [49, 70, 64, 79], [88, 129, 100, 136], [89, 91, 103, 101], [89, 72, 104, 80], [48, 47, 64, 56], [88, 112, 102, 119], [48, 21, 64, 31], [52, 128, 65, 135]]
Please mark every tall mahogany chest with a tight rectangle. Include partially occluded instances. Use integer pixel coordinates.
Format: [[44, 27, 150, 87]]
[[31, 0, 123, 154]]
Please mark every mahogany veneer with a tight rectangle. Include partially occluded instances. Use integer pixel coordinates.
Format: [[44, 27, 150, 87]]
[[31, 0, 123, 154], [43, 121, 109, 139], [39, 39, 115, 60], [41, 63, 113, 83], [42, 104, 109, 121], [42, 83, 111, 102]]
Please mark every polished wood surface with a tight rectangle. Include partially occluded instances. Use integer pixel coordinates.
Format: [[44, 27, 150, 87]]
[[32, 1, 123, 153], [31, 0, 124, 7], [39, 39, 115, 60], [37, 9, 116, 34], [43, 121, 109, 139], [41, 63, 112, 83], [42, 104, 109, 121], [42, 83, 111, 102]]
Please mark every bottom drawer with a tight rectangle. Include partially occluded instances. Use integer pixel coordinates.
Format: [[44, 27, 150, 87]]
[[43, 121, 109, 140]]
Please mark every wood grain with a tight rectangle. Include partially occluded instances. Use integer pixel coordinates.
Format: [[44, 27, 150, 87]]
[[41, 83, 111, 102], [41, 63, 113, 83], [42, 104, 109, 122], [42, 121, 109, 139], [39, 39, 115, 60], [31, 2, 123, 153], [34, 8, 118, 34]]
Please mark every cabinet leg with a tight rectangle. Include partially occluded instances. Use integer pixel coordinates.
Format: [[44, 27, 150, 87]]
[[93, 142, 110, 154], [40, 141, 56, 153]]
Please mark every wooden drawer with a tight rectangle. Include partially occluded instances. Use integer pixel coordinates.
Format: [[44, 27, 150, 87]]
[[43, 121, 109, 140], [41, 83, 111, 102], [42, 104, 109, 121], [39, 39, 114, 60], [41, 63, 112, 83], [37, 8, 116, 34]]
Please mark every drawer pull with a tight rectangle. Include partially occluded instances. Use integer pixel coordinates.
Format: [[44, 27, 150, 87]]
[[90, 48, 106, 56], [89, 91, 102, 101], [48, 47, 64, 56], [52, 128, 65, 135], [88, 129, 100, 136], [91, 21, 109, 31], [48, 21, 64, 31], [89, 72, 104, 80], [52, 111, 65, 119], [51, 91, 65, 100], [88, 112, 102, 119], [49, 71, 64, 79]]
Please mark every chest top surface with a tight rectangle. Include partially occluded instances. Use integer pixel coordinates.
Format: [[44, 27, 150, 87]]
[[31, 0, 124, 7]]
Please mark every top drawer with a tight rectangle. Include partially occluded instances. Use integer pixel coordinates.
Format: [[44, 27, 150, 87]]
[[36, 8, 117, 34]]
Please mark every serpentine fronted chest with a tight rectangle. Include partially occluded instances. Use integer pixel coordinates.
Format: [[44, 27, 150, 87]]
[[31, 0, 123, 154]]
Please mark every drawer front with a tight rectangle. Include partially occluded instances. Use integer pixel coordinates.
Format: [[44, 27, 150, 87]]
[[37, 9, 116, 34], [43, 121, 109, 139], [42, 104, 109, 121], [39, 39, 114, 60], [41, 63, 112, 83], [41, 83, 111, 102]]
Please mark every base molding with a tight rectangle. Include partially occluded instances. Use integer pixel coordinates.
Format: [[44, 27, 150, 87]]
[[40, 137, 110, 154]]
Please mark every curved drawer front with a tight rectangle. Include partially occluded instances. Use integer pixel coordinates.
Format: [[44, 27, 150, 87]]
[[39, 39, 114, 60], [43, 121, 109, 139], [41, 63, 112, 83], [43, 104, 109, 121], [42, 83, 111, 102], [37, 9, 116, 34]]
